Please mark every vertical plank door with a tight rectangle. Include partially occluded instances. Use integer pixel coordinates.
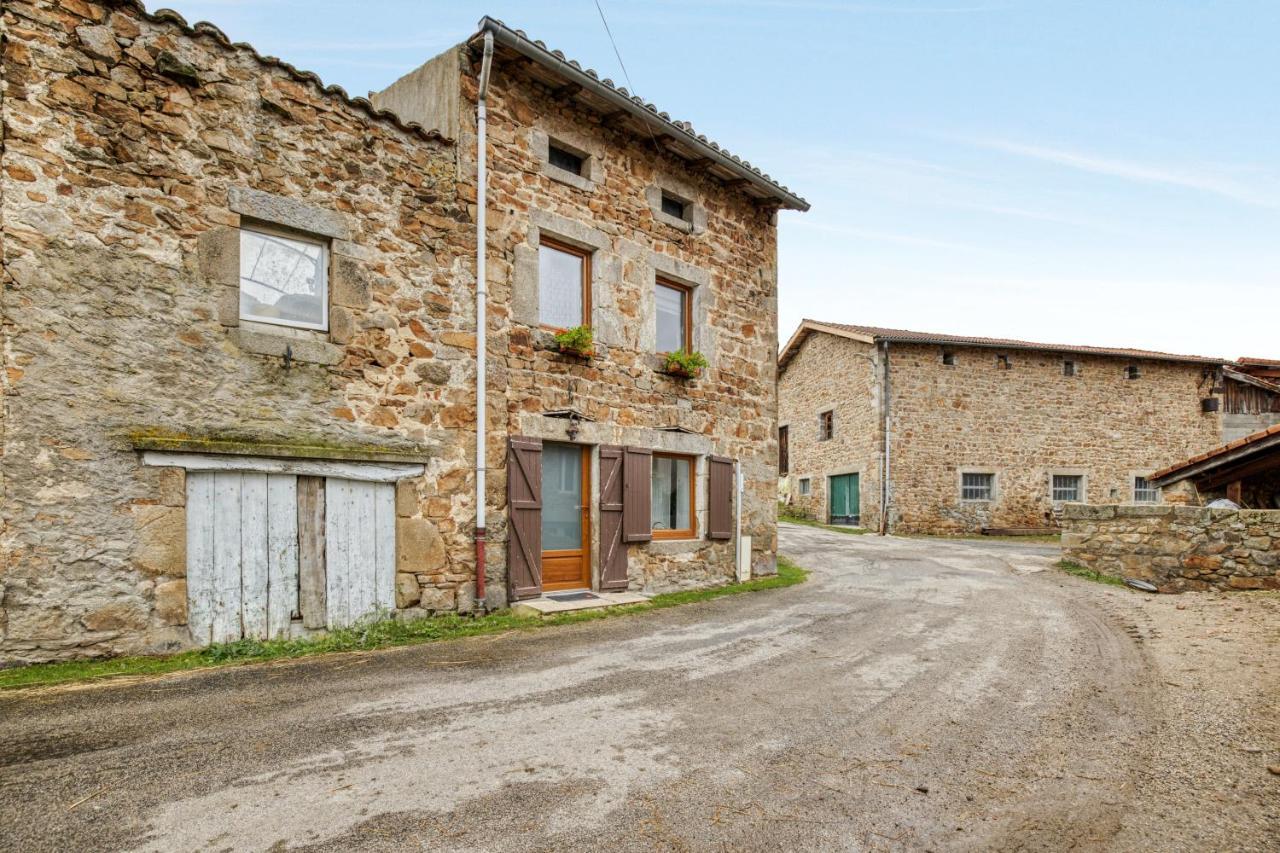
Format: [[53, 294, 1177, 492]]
[[324, 478, 397, 627]]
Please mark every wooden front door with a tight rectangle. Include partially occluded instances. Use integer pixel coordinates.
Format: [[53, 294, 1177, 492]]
[[541, 443, 591, 591], [829, 473, 860, 525]]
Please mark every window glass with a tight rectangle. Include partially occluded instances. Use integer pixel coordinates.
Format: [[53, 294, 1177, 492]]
[[798, 477, 811, 496], [1134, 477, 1159, 503], [1063, 360, 1077, 376], [652, 454, 693, 535], [1052, 474, 1082, 502], [239, 228, 327, 330], [661, 193, 687, 220], [539, 242, 586, 329], [548, 144, 585, 175], [656, 281, 687, 353], [541, 443, 582, 550], [961, 472, 993, 501]]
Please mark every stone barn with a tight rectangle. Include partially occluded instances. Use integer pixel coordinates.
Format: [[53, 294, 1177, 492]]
[[776, 321, 1275, 535]]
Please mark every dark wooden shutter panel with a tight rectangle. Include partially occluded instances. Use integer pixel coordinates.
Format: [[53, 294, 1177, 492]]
[[507, 437, 543, 600], [707, 456, 734, 540], [622, 446, 652, 543], [599, 446, 629, 591]]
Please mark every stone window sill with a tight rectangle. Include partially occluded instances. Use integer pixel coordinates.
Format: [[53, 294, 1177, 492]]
[[231, 327, 341, 365], [645, 539, 710, 556], [543, 163, 596, 193], [653, 209, 696, 233]]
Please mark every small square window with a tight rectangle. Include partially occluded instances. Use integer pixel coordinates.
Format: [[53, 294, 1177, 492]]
[[818, 410, 834, 442], [1134, 476, 1159, 503], [1126, 365, 1142, 380], [961, 472, 994, 501], [942, 351, 956, 366], [1051, 474, 1083, 502], [1063, 360, 1077, 377], [798, 477, 811, 496], [548, 141, 585, 176], [996, 354, 1011, 370], [239, 227, 328, 331], [660, 192, 687, 221]]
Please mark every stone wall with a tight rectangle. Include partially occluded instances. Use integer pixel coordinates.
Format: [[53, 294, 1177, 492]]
[[444, 51, 782, 596], [777, 332, 881, 528], [1, 0, 474, 662], [779, 333, 1224, 534], [1062, 504, 1280, 592]]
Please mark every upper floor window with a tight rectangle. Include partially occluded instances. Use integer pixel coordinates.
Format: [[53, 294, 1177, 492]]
[[942, 351, 956, 366], [996, 354, 1011, 370], [547, 141, 586, 176], [652, 453, 696, 539], [1134, 476, 1159, 503], [239, 226, 328, 331], [1126, 364, 1142, 380], [778, 425, 789, 475], [538, 238, 590, 329], [1063, 360, 1077, 377], [660, 192, 688, 221], [655, 278, 691, 353], [961, 472, 994, 501], [1051, 474, 1083, 502], [818, 410, 834, 442]]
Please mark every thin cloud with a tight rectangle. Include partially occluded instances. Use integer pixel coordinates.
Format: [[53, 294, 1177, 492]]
[[957, 136, 1280, 209], [789, 220, 999, 255]]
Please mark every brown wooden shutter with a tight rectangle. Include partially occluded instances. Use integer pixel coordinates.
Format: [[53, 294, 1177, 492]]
[[778, 426, 789, 475], [599, 446, 629, 591], [622, 446, 652, 543], [507, 436, 543, 600], [707, 456, 734, 540]]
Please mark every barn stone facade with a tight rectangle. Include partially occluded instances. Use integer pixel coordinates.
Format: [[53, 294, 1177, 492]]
[[778, 322, 1240, 535], [0, 1, 803, 662]]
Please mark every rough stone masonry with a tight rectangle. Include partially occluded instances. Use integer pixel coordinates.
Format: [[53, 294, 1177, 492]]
[[1, 1, 793, 661]]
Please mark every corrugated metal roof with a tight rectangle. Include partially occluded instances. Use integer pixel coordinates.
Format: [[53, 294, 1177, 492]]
[[779, 319, 1229, 371]]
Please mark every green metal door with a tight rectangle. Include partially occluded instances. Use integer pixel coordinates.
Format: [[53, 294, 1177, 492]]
[[829, 474, 860, 525]]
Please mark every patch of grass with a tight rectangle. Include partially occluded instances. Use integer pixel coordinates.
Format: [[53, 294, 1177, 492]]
[[1058, 559, 1127, 587], [0, 558, 809, 692], [778, 512, 869, 535]]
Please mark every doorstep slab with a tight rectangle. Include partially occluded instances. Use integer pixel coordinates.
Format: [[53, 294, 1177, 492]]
[[512, 591, 650, 617]]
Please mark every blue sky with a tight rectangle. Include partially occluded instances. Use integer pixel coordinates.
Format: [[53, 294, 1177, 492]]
[[164, 0, 1279, 358]]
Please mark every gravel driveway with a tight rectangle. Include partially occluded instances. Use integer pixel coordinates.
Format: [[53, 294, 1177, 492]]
[[1, 524, 1275, 851]]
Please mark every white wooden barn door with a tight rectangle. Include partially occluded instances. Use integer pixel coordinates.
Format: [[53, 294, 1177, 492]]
[[186, 472, 396, 643], [186, 472, 299, 644], [323, 478, 396, 628]]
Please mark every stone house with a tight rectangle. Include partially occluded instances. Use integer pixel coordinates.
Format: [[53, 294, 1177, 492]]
[[776, 321, 1276, 535], [0, 1, 805, 663]]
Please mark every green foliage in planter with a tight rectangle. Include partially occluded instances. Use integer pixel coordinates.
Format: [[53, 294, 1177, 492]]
[[553, 325, 594, 356], [664, 349, 709, 377]]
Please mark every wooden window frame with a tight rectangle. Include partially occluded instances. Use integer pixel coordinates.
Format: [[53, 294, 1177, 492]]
[[651, 452, 697, 540], [798, 477, 811, 496], [239, 223, 330, 333], [655, 276, 693, 355], [537, 237, 591, 331], [1133, 476, 1159, 504], [818, 409, 834, 442]]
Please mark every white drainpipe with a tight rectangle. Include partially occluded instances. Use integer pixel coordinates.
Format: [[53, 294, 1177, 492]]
[[473, 32, 494, 610], [880, 340, 891, 535]]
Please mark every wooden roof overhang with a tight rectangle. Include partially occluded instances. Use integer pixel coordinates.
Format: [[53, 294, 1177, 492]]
[[470, 17, 809, 212], [1150, 425, 1280, 490]]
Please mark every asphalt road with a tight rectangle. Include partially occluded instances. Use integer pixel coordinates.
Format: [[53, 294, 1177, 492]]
[[0, 526, 1196, 851]]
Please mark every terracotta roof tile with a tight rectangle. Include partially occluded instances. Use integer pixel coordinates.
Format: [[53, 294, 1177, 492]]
[[114, 1, 451, 144], [1150, 422, 1280, 482], [789, 320, 1228, 365]]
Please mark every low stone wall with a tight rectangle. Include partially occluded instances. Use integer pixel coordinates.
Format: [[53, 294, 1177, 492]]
[[1062, 504, 1280, 592]]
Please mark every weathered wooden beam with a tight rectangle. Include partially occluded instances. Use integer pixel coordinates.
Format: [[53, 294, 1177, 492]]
[[298, 476, 327, 629], [686, 157, 714, 171], [599, 109, 629, 126], [721, 177, 751, 189], [1226, 480, 1243, 504], [553, 82, 583, 100]]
